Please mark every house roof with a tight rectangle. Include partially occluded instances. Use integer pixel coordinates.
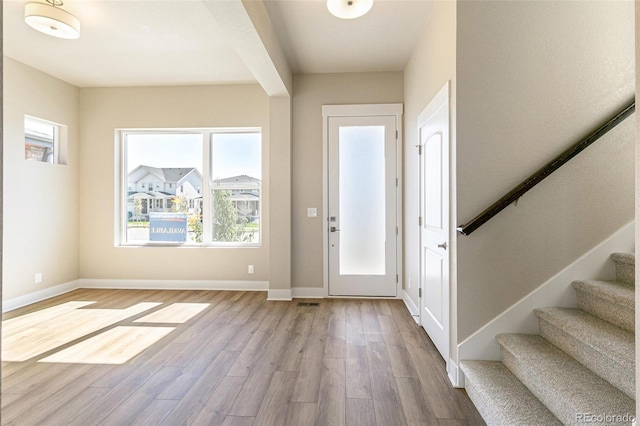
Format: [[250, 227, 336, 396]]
[[214, 175, 261, 185], [129, 165, 201, 184], [231, 193, 260, 201], [128, 191, 172, 199]]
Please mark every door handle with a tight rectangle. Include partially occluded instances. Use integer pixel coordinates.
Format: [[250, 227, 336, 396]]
[[330, 227, 341, 232], [437, 242, 447, 250]]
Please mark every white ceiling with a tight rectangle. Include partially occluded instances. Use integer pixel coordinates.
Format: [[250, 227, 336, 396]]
[[264, 0, 434, 74], [4, 0, 434, 88]]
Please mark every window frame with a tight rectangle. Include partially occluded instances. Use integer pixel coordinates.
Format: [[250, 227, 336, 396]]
[[117, 127, 262, 248], [24, 115, 63, 164]]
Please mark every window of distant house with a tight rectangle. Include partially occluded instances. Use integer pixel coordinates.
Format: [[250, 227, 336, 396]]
[[24, 115, 67, 164], [120, 129, 262, 246]]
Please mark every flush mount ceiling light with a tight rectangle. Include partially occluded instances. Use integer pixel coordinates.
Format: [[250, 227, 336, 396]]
[[327, 0, 373, 19], [25, 0, 80, 39]]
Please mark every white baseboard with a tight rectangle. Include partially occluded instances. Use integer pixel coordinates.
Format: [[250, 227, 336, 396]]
[[292, 287, 325, 298], [457, 221, 634, 376], [78, 279, 269, 292], [448, 358, 463, 388], [3, 280, 80, 313], [267, 289, 292, 301], [402, 289, 419, 317]]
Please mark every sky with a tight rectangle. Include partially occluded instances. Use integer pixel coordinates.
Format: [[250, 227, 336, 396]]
[[126, 132, 261, 180]]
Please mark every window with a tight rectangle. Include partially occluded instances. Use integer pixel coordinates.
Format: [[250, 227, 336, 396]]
[[211, 132, 261, 244], [25, 115, 66, 164], [120, 129, 261, 246]]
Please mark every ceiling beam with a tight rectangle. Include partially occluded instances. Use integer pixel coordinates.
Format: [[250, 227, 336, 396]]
[[203, 0, 292, 97]]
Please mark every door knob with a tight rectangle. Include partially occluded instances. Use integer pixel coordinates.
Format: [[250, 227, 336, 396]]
[[437, 242, 447, 250], [330, 227, 341, 232]]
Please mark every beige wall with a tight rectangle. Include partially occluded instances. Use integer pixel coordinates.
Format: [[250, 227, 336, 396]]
[[403, 0, 457, 316], [78, 84, 272, 282], [3, 57, 79, 300], [269, 96, 292, 290], [291, 72, 404, 288], [456, 1, 635, 341]]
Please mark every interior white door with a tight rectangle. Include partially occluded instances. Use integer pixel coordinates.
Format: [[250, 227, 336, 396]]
[[419, 84, 450, 362], [328, 115, 397, 297]]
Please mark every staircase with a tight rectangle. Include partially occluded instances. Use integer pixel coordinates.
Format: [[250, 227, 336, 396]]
[[461, 253, 636, 426]]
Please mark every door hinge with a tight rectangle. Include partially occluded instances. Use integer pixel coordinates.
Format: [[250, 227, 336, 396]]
[[396, 130, 398, 140], [396, 177, 399, 187], [418, 217, 423, 227], [418, 145, 422, 155], [419, 288, 422, 298], [396, 274, 399, 283], [396, 226, 398, 235]]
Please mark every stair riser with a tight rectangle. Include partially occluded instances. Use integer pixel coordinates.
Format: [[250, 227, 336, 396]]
[[538, 320, 635, 399], [500, 348, 576, 425], [463, 379, 499, 426], [611, 253, 635, 285], [614, 262, 634, 285], [575, 291, 634, 333], [500, 348, 634, 426], [461, 361, 562, 426]]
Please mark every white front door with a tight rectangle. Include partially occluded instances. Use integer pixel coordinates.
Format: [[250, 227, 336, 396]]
[[419, 83, 450, 361], [327, 115, 398, 297]]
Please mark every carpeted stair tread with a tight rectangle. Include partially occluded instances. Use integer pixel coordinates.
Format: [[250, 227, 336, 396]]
[[571, 280, 634, 308], [572, 280, 634, 332], [535, 307, 634, 398], [611, 252, 635, 266], [460, 360, 561, 426], [497, 334, 635, 425], [610, 253, 635, 285]]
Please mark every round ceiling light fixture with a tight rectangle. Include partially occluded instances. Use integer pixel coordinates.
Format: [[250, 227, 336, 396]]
[[25, 0, 80, 39], [327, 0, 373, 19]]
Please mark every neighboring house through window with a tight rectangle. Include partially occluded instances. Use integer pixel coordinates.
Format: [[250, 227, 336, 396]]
[[24, 115, 67, 164], [120, 129, 261, 246]]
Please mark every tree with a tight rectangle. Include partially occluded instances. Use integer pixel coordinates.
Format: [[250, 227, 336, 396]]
[[213, 189, 239, 242], [133, 198, 143, 221], [172, 195, 203, 243], [171, 195, 188, 213]]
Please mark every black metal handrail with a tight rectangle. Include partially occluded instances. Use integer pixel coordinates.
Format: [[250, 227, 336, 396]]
[[457, 100, 635, 236]]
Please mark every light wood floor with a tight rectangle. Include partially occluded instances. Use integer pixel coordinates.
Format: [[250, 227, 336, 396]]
[[1, 289, 485, 425]]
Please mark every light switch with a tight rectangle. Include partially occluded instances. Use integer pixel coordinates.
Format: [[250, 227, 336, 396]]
[[307, 208, 318, 218]]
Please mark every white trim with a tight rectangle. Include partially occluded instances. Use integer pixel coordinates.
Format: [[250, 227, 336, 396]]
[[267, 289, 293, 301], [292, 287, 325, 298], [417, 84, 449, 126], [3, 280, 79, 313], [79, 279, 269, 292], [322, 103, 403, 117], [457, 221, 634, 377], [402, 289, 419, 316], [322, 103, 404, 298], [448, 359, 461, 387]]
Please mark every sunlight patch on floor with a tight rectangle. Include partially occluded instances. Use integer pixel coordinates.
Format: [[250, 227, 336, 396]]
[[2, 301, 161, 362], [39, 326, 175, 364], [133, 303, 210, 323]]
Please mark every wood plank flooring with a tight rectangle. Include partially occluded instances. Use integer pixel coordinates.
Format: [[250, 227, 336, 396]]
[[1, 289, 485, 425]]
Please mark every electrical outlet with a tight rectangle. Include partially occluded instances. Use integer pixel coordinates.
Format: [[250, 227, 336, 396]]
[[35, 273, 42, 283], [248, 265, 254, 274], [307, 208, 318, 218]]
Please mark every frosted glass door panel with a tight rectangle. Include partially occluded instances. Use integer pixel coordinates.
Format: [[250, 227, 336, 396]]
[[327, 112, 397, 297], [339, 126, 386, 275]]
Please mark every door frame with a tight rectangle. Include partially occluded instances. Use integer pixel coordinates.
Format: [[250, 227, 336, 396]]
[[322, 104, 403, 298]]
